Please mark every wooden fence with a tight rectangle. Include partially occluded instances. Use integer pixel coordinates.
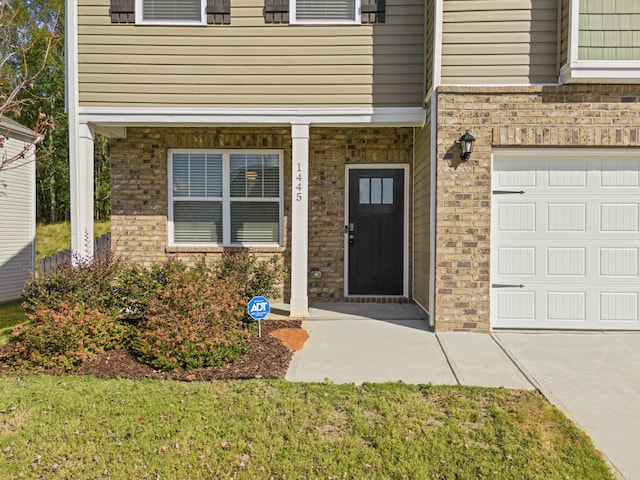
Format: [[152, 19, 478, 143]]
[[37, 233, 111, 277]]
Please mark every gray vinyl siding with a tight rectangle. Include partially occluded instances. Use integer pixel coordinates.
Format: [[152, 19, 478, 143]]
[[413, 116, 430, 311], [578, 0, 640, 61], [77, 0, 424, 108], [0, 137, 35, 303], [441, 0, 559, 84]]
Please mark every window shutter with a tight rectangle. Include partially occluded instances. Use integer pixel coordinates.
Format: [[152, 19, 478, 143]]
[[264, 0, 289, 24], [361, 0, 385, 23], [207, 0, 231, 25], [295, 0, 355, 21], [142, 0, 202, 22], [110, 0, 135, 23]]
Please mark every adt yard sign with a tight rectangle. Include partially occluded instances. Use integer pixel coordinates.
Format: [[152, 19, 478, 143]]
[[248, 296, 270, 337], [248, 296, 270, 319]]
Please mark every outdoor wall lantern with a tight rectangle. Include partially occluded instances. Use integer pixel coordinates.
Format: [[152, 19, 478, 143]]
[[459, 131, 476, 161]]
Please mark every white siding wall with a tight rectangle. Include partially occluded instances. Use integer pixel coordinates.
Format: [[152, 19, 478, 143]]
[[0, 138, 35, 303]]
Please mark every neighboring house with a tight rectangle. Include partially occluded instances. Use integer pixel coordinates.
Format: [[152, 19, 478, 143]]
[[0, 118, 38, 303], [66, 0, 640, 331]]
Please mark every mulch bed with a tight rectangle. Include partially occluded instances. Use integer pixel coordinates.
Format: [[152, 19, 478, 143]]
[[0, 320, 302, 381]]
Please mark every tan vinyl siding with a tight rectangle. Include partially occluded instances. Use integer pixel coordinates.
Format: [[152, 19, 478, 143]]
[[578, 0, 640, 61], [560, 0, 569, 66], [441, 0, 559, 84], [413, 117, 430, 311], [78, 0, 424, 108], [425, 0, 434, 95], [0, 138, 35, 303]]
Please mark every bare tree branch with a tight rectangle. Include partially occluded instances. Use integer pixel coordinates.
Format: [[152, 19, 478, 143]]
[[0, 0, 60, 192]]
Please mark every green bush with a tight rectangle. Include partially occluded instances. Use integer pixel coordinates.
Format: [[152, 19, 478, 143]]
[[10, 303, 129, 370], [16, 254, 285, 371], [24, 258, 156, 318], [131, 267, 250, 371], [23, 258, 184, 322], [215, 252, 286, 300]]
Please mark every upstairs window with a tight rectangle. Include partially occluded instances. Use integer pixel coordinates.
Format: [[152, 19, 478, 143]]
[[137, 0, 205, 24], [291, 0, 360, 23], [169, 150, 283, 247]]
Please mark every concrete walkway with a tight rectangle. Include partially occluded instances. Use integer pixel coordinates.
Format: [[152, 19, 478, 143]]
[[276, 304, 639, 479], [281, 303, 533, 389]]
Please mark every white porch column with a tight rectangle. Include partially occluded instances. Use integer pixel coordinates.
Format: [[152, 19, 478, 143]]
[[70, 122, 95, 261], [290, 123, 310, 317]]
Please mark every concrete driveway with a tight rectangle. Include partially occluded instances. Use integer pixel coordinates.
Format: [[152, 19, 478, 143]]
[[496, 333, 640, 480]]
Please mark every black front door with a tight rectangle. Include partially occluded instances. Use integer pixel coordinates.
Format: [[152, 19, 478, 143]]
[[348, 168, 404, 295]]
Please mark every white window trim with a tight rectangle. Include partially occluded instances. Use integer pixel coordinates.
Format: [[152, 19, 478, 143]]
[[561, 0, 640, 84], [290, 0, 362, 25], [168, 149, 284, 248], [135, 0, 207, 25]]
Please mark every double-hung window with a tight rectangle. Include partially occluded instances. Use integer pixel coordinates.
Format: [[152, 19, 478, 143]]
[[136, 0, 205, 24], [169, 150, 283, 247], [291, 0, 361, 23]]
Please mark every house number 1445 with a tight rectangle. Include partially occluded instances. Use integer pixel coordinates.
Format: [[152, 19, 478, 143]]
[[295, 163, 303, 201]]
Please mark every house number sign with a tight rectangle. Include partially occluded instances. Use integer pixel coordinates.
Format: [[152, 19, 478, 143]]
[[295, 163, 304, 202]]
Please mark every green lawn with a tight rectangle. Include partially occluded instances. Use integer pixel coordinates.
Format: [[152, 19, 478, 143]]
[[36, 220, 111, 260], [0, 301, 28, 345], [0, 378, 614, 479]]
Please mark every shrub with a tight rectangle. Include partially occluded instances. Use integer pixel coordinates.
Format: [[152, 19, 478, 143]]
[[16, 254, 284, 372], [10, 303, 129, 370], [215, 252, 286, 300], [131, 266, 251, 371], [23, 257, 176, 322]]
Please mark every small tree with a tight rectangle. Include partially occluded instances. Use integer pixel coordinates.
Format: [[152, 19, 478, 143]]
[[0, 0, 59, 193]]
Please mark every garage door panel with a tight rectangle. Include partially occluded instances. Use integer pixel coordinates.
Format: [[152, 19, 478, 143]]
[[600, 292, 638, 322], [548, 203, 587, 232], [497, 203, 536, 232], [600, 248, 639, 277], [492, 152, 640, 330], [547, 291, 586, 322], [496, 291, 536, 321], [600, 159, 640, 187], [548, 158, 587, 187], [497, 247, 535, 276], [547, 247, 586, 277], [600, 203, 639, 232], [493, 287, 640, 329]]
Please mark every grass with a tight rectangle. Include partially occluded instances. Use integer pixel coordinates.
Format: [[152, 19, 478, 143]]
[[0, 301, 28, 345], [36, 220, 111, 260], [0, 378, 614, 479]]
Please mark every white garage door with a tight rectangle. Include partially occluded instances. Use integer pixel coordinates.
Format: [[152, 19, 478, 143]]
[[491, 151, 640, 330]]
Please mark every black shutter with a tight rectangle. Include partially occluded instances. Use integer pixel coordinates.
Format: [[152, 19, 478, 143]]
[[110, 0, 135, 23], [361, 0, 385, 23], [264, 0, 289, 24], [207, 0, 231, 24]]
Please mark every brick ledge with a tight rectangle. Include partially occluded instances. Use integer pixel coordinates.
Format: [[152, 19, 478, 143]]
[[166, 246, 285, 254]]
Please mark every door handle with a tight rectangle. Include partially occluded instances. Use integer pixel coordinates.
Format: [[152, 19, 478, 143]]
[[349, 234, 355, 246]]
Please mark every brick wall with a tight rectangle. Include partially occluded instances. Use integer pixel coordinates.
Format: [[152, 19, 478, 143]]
[[111, 126, 413, 302], [111, 127, 291, 296], [435, 85, 640, 331], [308, 128, 414, 301]]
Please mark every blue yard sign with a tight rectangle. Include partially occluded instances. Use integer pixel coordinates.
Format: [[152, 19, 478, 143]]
[[248, 296, 270, 337]]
